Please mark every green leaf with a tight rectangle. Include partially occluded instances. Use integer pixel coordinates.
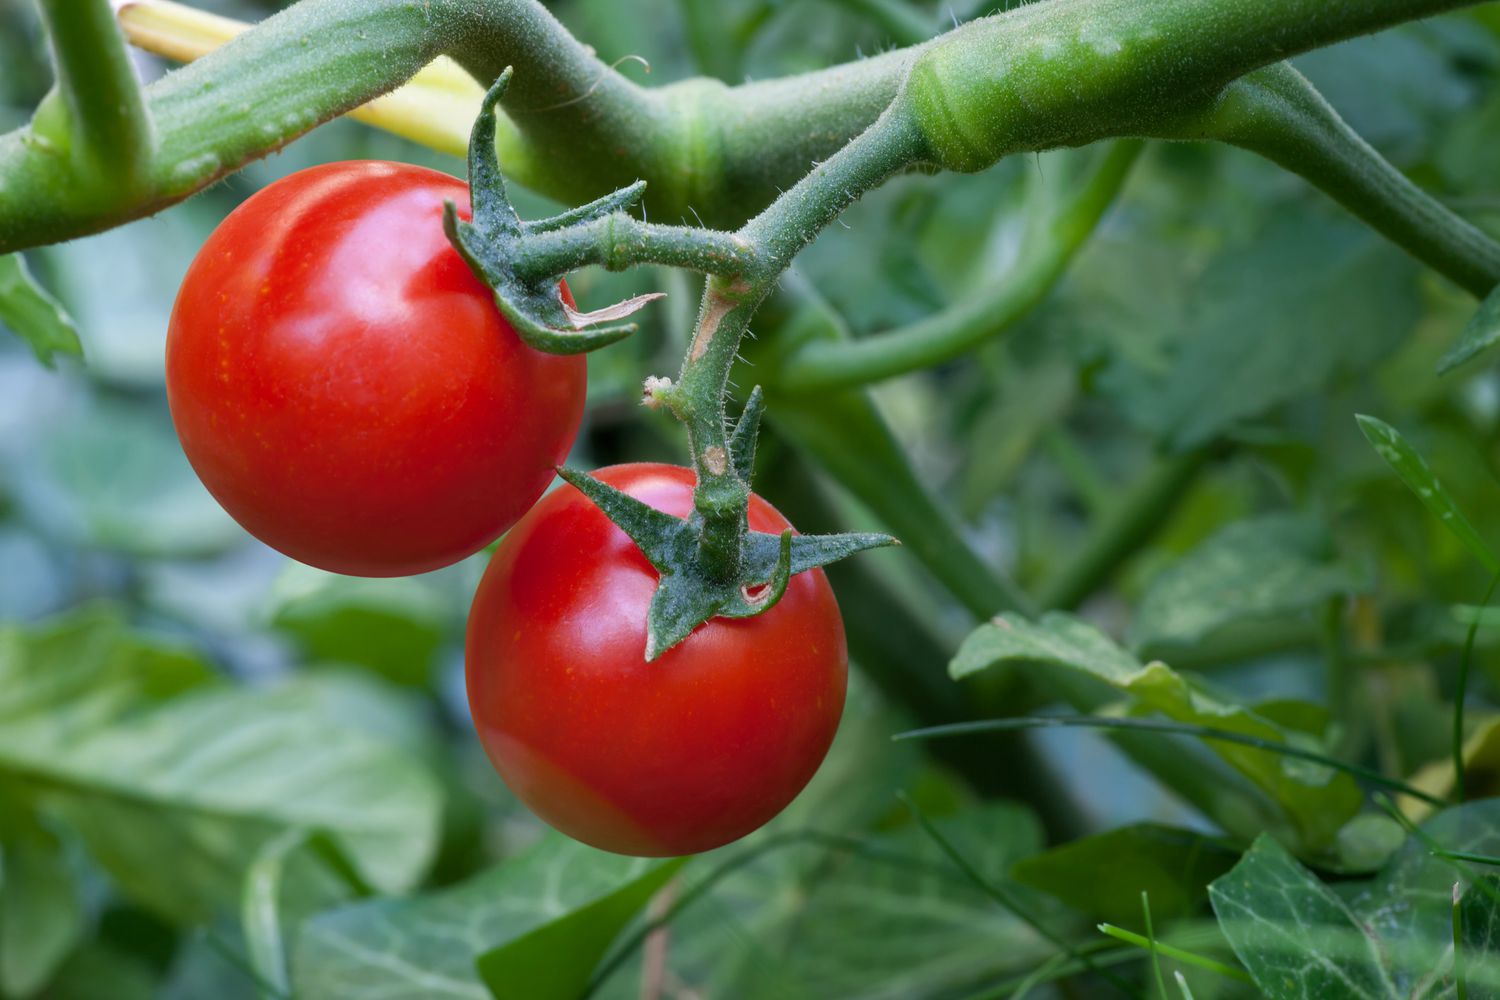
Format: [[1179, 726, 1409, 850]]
[[1130, 514, 1366, 651], [0, 253, 82, 367], [701, 804, 1056, 1000], [1437, 283, 1500, 374], [1210, 835, 1402, 1000], [241, 830, 364, 1000], [0, 610, 441, 924], [951, 613, 1363, 849], [264, 564, 452, 687], [1357, 414, 1499, 574], [1352, 799, 1500, 997], [1109, 214, 1420, 449], [294, 836, 679, 1000], [39, 941, 157, 1000], [23, 399, 241, 558], [0, 820, 84, 998], [475, 856, 686, 999], [1460, 875, 1500, 957], [1011, 823, 1240, 928]]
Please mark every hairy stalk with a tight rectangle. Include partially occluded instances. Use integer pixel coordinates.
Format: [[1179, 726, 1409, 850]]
[[513, 216, 754, 280], [668, 106, 926, 573]]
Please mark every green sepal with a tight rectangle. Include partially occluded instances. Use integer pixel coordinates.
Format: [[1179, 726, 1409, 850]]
[[443, 69, 648, 355], [728, 386, 765, 482], [525, 181, 647, 234], [556, 466, 896, 660]]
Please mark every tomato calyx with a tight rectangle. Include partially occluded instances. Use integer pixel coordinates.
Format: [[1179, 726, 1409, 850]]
[[558, 388, 895, 659], [443, 68, 661, 355]]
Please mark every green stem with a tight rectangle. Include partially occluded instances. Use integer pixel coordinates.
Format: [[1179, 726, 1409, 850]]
[[671, 106, 926, 573], [34, 0, 154, 194], [513, 215, 754, 279], [2, 0, 1487, 255], [1038, 447, 1213, 610], [1097, 925, 1255, 985], [905, 0, 1485, 172], [773, 140, 1141, 392], [1158, 63, 1500, 296]]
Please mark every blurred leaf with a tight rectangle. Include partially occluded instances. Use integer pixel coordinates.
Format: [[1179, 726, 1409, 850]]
[[1350, 800, 1500, 996], [1357, 414, 1499, 573], [475, 856, 685, 999], [294, 836, 677, 1000], [0, 819, 84, 997], [156, 928, 261, 1000], [1209, 801, 1500, 999], [1332, 813, 1406, 874], [38, 940, 157, 1000], [703, 804, 1054, 1000], [951, 613, 1363, 850], [0, 254, 81, 368], [0, 606, 213, 726], [958, 359, 1076, 517], [265, 565, 452, 688], [1295, 27, 1479, 165], [1210, 834, 1401, 1000], [1011, 823, 1240, 928], [1117, 215, 1420, 449], [16, 398, 241, 557], [1130, 514, 1366, 651], [241, 830, 366, 1000], [40, 204, 219, 386], [0, 610, 441, 924], [1460, 875, 1500, 963], [1458, 875, 1500, 1000], [1438, 283, 1500, 374], [1402, 715, 1500, 818]]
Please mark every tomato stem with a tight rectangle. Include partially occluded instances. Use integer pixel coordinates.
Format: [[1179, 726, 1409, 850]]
[[513, 215, 755, 282], [32, 0, 154, 201], [670, 105, 923, 575], [1153, 63, 1500, 298]]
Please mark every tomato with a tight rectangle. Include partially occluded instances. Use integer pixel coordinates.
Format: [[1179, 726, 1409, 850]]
[[166, 161, 585, 577], [466, 463, 847, 856]]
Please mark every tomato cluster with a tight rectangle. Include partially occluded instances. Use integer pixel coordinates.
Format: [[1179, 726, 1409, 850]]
[[168, 163, 846, 856]]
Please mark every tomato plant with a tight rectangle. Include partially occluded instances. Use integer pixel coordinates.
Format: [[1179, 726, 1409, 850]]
[[166, 160, 585, 576], [6, 0, 1500, 997], [466, 463, 847, 856]]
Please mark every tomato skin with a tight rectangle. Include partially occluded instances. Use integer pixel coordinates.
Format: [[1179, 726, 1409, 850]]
[[166, 161, 585, 576], [466, 463, 847, 856]]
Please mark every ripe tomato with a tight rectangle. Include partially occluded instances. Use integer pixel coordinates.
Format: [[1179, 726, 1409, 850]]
[[466, 463, 847, 856], [166, 161, 585, 576]]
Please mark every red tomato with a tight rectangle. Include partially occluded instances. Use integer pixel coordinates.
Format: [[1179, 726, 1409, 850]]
[[466, 463, 847, 856], [166, 161, 585, 576]]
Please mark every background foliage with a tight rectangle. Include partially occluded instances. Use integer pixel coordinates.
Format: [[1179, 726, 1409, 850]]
[[4, 1, 1500, 997]]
